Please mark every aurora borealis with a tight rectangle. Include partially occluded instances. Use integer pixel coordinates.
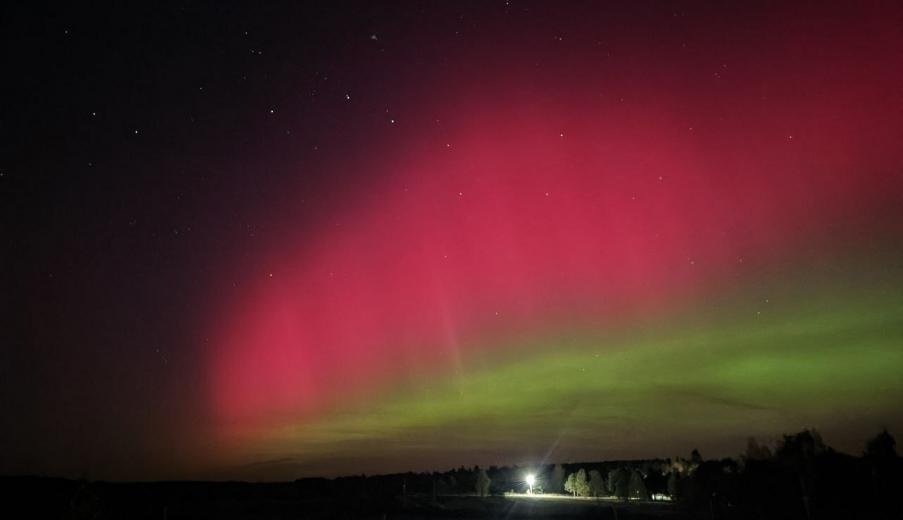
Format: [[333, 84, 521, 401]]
[[3, 2, 903, 481]]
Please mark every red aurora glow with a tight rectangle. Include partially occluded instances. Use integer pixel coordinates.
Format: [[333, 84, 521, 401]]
[[208, 7, 903, 436]]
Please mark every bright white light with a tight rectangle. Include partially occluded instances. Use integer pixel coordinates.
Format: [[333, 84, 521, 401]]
[[526, 473, 536, 494]]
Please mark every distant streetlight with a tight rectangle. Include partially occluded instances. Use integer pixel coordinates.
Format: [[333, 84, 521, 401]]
[[526, 474, 536, 494]]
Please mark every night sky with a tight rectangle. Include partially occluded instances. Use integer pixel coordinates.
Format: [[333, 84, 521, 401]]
[[2, 1, 903, 481]]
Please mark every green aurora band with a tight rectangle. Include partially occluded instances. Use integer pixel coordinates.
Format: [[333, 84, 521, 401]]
[[229, 252, 903, 478]]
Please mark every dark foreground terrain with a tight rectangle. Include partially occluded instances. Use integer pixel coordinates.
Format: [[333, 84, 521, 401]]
[[1, 475, 900, 520], [2, 430, 900, 520], [0, 478, 685, 520]]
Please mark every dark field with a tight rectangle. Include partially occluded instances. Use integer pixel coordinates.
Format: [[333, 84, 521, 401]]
[[1, 478, 688, 520], [3, 430, 902, 519]]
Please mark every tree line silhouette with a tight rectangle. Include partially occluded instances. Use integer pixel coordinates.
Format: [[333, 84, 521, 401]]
[[1, 428, 898, 519], [289, 428, 900, 518]]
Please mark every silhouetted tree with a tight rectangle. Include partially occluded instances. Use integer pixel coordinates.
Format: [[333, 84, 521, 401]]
[[774, 428, 825, 519], [690, 449, 704, 466], [775, 429, 826, 462], [864, 429, 897, 459], [589, 470, 606, 497], [574, 468, 590, 497], [629, 469, 649, 500], [863, 429, 899, 515], [564, 472, 576, 496], [609, 468, 629, 500], [475, 467, 491, 497], [745, 437, 772, 461], [667, 470, 680, 500], [550, 464, 565, 493]]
